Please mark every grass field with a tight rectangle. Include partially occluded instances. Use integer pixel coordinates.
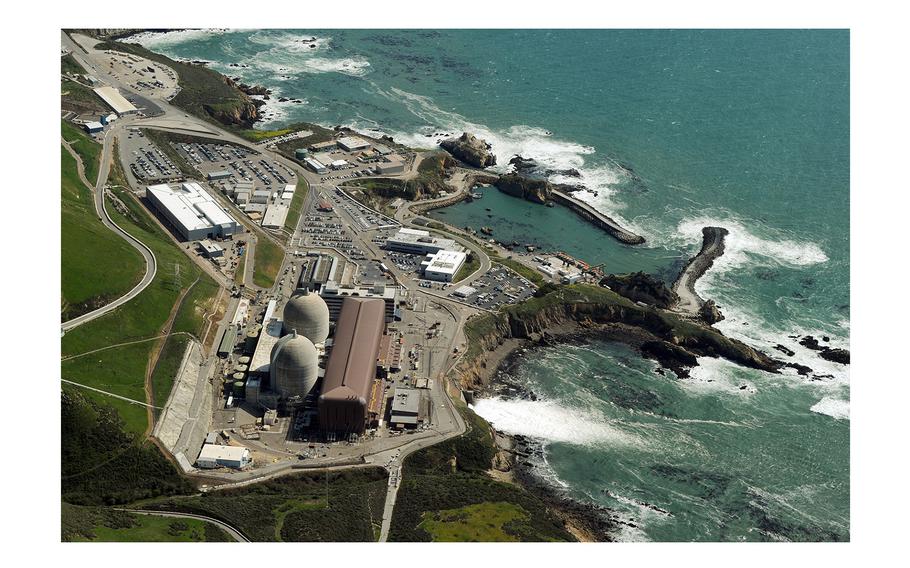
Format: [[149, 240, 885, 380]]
[[454, 253, 480, 283], [252, 237, 285, 288], [61, 140, 145, 322], [143, 469, 388, 542], [419, 501, 531, 542], [61, 120, 102, 184], [62, 503, 232, 542], [492, 256, 545, 286], [284, 176, 309, 233], [239, 127, 295, 142]]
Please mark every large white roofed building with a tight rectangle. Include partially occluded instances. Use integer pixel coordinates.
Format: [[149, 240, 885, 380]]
[[422, 250, 467, 282], [196, 444, 252, 469], [146, 182, 240, 241], [92, 85, 138, 115]]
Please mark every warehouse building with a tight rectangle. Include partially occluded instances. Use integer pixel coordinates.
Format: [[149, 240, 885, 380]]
[[146, 182, 240, 241], [384, 228, 462, 255], [376, 157, 405, 175], [337, 136, 371, 152], [421, 250, 467, 282], [93, 85, 138, 116], [319, 298, 385, 434], [320, 280, 398, 322], [83, 121, 104, 134], [309, 140, 337, 153], [304, 157, 328, 174], [390, 387, 424, 429], [299, 253, 339, 292], [196, 444, 252, 469], [262, 201, 290, 228], [207, 170, 232, 181]]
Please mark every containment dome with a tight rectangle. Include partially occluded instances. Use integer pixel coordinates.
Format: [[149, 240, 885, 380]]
[[283, 288, 330, 344], [269, 331, 319, 399]]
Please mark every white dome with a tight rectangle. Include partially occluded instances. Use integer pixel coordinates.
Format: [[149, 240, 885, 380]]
[[270, 331, 318, 399], [283, 288, 329, 345]]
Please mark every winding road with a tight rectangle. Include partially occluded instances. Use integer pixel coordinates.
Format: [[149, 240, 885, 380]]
[[61, 127, 157, 333], [113, 509, 250, 542]]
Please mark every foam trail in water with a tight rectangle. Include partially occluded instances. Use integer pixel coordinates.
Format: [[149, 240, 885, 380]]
[[810, 397, 850, 420], [472, 397, 643, 448]]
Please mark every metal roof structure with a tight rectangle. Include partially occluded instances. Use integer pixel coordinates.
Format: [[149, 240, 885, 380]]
[[92, 85, 137, 115]]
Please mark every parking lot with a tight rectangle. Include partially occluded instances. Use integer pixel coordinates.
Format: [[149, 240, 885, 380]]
[[330, 187, 399, 230], [172, 141, 297, 191], [452, 265, 537, 309], [123, 129, 180, 182]]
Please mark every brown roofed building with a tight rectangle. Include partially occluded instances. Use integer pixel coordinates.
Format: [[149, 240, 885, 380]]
[[318, 298, 385, 434]]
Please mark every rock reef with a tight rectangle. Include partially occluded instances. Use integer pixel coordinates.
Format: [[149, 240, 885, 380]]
[[439, 132, 497, 168]]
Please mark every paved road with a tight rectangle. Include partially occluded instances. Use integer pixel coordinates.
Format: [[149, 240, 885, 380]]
[[114, 509, 249, 542], [61, 379, 162, 409], [61, 127, 157, 333]]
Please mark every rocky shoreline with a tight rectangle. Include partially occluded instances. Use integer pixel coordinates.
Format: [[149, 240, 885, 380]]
[[671, 226, 729, 322]]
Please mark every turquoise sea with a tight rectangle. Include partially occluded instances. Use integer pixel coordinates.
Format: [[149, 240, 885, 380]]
[[131, 29, 849, 541]]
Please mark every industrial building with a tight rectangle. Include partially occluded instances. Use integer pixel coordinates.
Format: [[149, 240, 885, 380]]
[[309, 140, 337, 153], [319, 298, 385, 434], [83, 121, 103, 134], [390, 387, 424, 429], [376, 158, 405, 175], [384, 228, 462, 255], [304, 157, 328, 174], [262, 201, 290, 228], [250, 299, 281, 375], [196, 444, 252, 469], [337, 136, 371, 152], [207, 170, 232, 181], [452, 285, 477, 298], [146, 182, 240, 241], [269, 330, 319, 400], [421, 250, 467, 282], [93, 85, 138, 116], [217, 326, 238, 358], [199, 239, 224, 258], [283, 288, 330, 344], [320, 280, 398, 322], [299, 253, 339, 292]]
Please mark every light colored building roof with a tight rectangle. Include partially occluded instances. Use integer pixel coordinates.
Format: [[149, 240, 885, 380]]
[[391, 388, 420, 414], [197, 444, 250, 463], [93, 85, 137, 115], [337, 136, 371, 150], [250, 300, 281, 374], [147, 183, 212, 235], [262, 201, 290, 228], [453, 285, 476, 298], [84, 121, 104, 130], [424, 250, 467, 277]]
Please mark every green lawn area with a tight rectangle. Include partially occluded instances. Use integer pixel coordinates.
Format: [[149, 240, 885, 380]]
[[252, 237, 285, 288], [142, 468, 388, 542], [419, 501, 531, 542], [61, 142, 145, 323], [389, 408, 573, 542], [63, 503, 231, 542], [239, 127, 295, 142], [61, 119, 102, 184], [284, 176, 309, 233], [454, 253, 480, 283]]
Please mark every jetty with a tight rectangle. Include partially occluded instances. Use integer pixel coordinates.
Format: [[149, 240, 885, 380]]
[[671, 226, 729, 317], [550, 189, 645, 245]]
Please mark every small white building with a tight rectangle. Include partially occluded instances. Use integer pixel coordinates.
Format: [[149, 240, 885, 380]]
[[422, 250, 467, 282], [83, 121, 104, 134], [330, 159, 348, 170], [251, 189, 272, 204], [452, 285, 477, 299], [196, 444, 252, 469], [304, 157, 328, 174]]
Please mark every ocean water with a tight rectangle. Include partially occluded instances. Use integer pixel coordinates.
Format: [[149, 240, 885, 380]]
[[130, 29, 850, 541]]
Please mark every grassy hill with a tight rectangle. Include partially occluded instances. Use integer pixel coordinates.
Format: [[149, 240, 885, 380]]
[[62, 504, 233, 542], [61, 127, 145, 322]]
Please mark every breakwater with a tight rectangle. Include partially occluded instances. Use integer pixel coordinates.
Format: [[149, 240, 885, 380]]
[[550, 190, 645, 245]]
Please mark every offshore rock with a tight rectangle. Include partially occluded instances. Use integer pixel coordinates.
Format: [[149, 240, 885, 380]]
[[440, 132, 497, 168], [494, 173, 552, 204], [699, 299, 725, 324]]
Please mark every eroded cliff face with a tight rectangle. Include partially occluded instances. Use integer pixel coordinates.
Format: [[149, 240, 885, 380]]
[[494, 174, 552, 204], [440, 132, 497, 168], [457, 289, 783, 388]]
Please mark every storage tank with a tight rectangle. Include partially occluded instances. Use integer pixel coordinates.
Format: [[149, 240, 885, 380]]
[[238, 356, 251, 365], [283, 288, 330, 344], [232, 372, 245, 382], [233, 380, 245, 396], [270, 331, 319, 399]]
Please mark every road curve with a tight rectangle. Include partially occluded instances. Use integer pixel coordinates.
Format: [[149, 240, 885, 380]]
[[114, 509, 250, 542], [61, 129, 157, 333]]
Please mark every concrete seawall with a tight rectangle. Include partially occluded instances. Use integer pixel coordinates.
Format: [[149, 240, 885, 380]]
[[550, 190, 646, 245]]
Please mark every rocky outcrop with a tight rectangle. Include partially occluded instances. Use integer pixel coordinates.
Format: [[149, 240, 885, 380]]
[[457, 285, 785, 386], [494, 173, 552, 204], [600, 272, 678, 309], [203, 100, 260, 128], [671, 226, 729, 320], [699, 299, 725, 324], [800, 336, 850, 365], [440, 132, 497, 168]]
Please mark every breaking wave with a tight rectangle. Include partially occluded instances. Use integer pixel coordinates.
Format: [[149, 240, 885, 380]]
[[810, 397, 850, 421]]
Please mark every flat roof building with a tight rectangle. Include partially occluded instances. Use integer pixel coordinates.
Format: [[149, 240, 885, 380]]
[[93, 85, 138, 116], [337, 136, 371, 152], [390, 387, 422, 428], [146, 182, 240, 241], [83, 121, 103, 134], [304, 157, 328, 174], [250, 300, 281, 376], [319, 298, 385, 434], [208, 170, 232, 181], [309, 140, 337, 153], [262, 201, 290, 229], [320, 280, 398, 322], [196, 444, 252, 469], [199, 239, 224, 258], [422, 250, 467, 282], [385, 228, 463, 255]]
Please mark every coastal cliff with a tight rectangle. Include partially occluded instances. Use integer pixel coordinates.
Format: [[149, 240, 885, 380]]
[[457, 284, 783, 387], [440, 132, 497, 168]]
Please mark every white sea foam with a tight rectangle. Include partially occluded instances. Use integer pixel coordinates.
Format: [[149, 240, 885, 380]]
[[128, 28, 232, 48], [810, 397, 850, 420], [471, 397, 643, 448]]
